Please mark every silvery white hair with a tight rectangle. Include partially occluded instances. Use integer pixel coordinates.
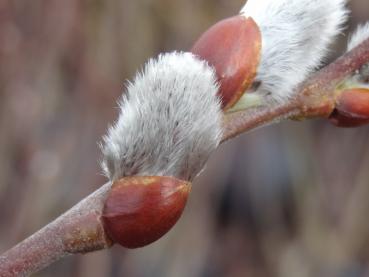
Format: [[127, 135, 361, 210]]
[[347, 22, 369, 51], [101, 52, 222, 182], [241, 0, 348, 103]]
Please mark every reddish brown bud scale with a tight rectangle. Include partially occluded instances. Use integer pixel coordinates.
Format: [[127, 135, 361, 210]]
[[329, 88, 369, 127], [191, 15, 261, 110], [102, 176, 191, 249]]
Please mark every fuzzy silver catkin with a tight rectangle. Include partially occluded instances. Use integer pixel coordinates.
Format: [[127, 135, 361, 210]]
[[101, 52, 222, 182], [241, 0, 348, 103], [347, 22, 369, 51]]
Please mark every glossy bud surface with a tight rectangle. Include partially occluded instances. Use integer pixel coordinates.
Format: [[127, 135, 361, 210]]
[[329, 88, 369, 127], [191, 15, 261, 110], [102, 176, 191, 249]]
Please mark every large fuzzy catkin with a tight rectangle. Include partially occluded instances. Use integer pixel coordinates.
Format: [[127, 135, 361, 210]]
[[241, 0, 348, 103], [101, 52, 222, 182]]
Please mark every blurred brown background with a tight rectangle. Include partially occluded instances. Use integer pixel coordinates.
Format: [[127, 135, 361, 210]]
[[1, 0, 369, 276]]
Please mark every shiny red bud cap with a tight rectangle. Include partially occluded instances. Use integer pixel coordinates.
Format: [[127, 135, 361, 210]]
[[329, 88, 369, 127], [191, 15, 261, 110], [102, 176, 191, 249]]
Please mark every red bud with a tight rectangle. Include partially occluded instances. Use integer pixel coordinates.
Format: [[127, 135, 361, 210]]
[[191, 15, 261, 110], [329, 88, 369, 127], [102, 176, 191, 249]]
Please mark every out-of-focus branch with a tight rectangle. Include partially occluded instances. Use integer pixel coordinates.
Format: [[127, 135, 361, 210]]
[[0, 38, 368, 277]]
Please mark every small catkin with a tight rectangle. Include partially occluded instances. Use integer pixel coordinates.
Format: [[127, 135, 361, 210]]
[[347, 22, 369, 83], [241, 0, 348, 103], [347, 22, 369, 51]]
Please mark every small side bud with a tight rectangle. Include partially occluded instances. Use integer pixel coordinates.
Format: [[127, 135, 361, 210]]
[[329, 88, 369, 127], [191, 16, 261, 110], [330, 23, 369, 127], [102, 176, 191, 249]]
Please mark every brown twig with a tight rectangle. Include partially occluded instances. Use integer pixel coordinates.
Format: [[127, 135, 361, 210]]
[[0, 183, 112, 276], [0, 38, 368, 277]]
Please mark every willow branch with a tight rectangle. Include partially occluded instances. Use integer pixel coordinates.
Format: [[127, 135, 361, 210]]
[[0, 38, 369, 276], [222, 37, 369, 141], [0, 183, 112, 276]]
